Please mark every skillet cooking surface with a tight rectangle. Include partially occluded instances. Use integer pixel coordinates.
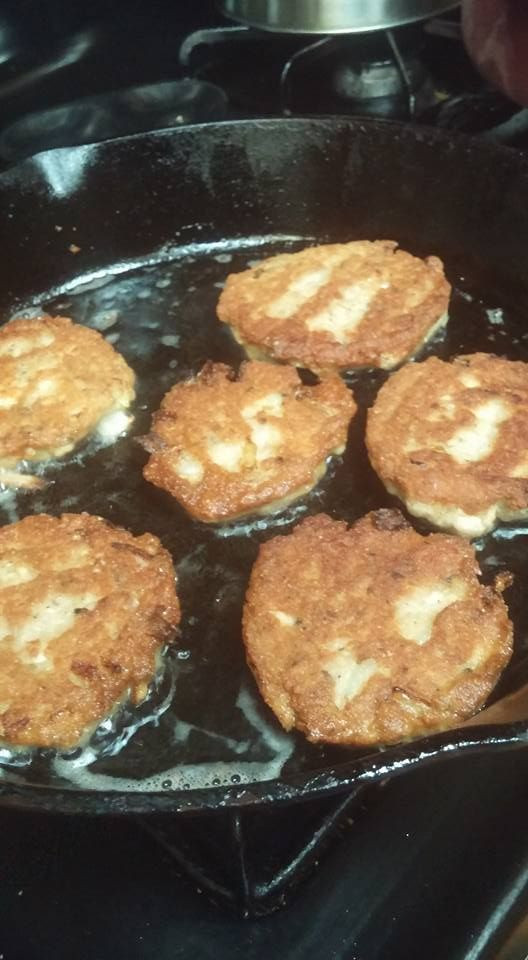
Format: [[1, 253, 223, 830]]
[[1, 118, 528, 814]]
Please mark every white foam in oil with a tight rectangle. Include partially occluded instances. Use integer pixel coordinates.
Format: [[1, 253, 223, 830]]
[[19, 234, 313, 306], [52, 678, 176, 783], [212, 502, 308, 540], [236, 686, 294, 772], [34, 683, 294, 795], [0, 648, 175, 771], [0, 654, 294, 793], [211, 452, 339, 540], [90, 308, 119, 330], [0, 489, 21, 524], [172, 718, 250, 755], [13, 406, 135, 489], [0, 745, 33, 768], [160, 334, 180, 348], [486, 307, 505, 326], [95, 409, 133, 444]]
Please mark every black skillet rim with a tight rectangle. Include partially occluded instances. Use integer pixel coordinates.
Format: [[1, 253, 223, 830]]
[[0, 117, 528, 814], [1, 724, 527, 815]]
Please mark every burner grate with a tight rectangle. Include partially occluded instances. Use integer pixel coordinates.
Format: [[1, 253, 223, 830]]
[[180, 24, 436, 120], [138, 786, 369, 917]]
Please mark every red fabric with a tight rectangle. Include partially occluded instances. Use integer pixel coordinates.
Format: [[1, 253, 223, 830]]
[[462, 0, 528, 106]]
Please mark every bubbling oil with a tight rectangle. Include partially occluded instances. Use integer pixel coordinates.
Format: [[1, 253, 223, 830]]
[[0, 235, 527, 799]]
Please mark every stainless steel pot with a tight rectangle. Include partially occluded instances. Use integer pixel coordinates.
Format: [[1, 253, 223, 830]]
[[218, 0, 460, 34]]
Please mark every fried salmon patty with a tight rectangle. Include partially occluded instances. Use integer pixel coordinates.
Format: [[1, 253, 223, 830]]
[[217, 240, 450, 372], [243, 510, 512, 746], [0, 513, 180, 748], [142, 361, 355, 523], [0, 315, 135, 470], [367, 352, 528, 538]]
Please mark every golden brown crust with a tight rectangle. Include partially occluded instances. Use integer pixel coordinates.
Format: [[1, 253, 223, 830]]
[[243, 510, 512, 746], [142, 361, 356, 523], [0, 513, 180, 748], [366, 353, 528, 531], [217, 240, 450, 371], [0, 315, 135, 466]]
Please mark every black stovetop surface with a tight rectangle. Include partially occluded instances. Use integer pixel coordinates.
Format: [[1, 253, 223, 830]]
[[3, 748, 528, 960], [0, 0, 526, 163]]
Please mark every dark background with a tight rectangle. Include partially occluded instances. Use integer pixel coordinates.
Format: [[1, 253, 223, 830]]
[[0, 0, 217, 126], [4, 749, 528, 960]]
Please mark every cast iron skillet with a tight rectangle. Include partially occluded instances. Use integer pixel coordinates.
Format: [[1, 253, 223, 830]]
[[1, 117, 528, 815]]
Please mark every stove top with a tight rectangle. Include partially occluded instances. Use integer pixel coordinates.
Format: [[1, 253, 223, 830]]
[[0, 0, 526, 165], [2, 3, 528, 958], [4, 749, 528, 959]]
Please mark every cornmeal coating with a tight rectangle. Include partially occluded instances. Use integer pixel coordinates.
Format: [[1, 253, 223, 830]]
[[0, 315, 135, 467], [367, 352, 528, 538], [0, 513, 180, 748], [243, 510, 512, 745], [217, 240, 450, 372], [142, 361, 356, 522]]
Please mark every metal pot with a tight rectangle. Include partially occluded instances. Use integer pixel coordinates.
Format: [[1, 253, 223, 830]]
[[218, 0, 460, 34]]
